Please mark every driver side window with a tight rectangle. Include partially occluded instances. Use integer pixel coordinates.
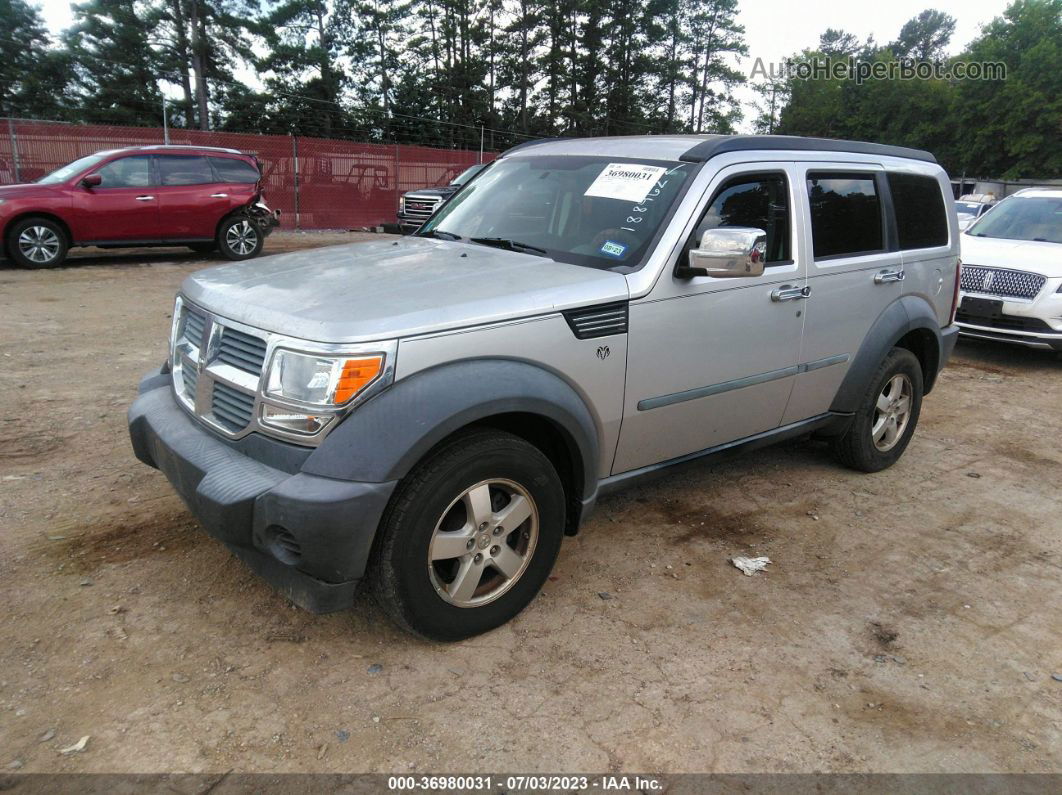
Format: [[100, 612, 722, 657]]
[[692, 173, 792, 264], [95, 156, 152, 188]]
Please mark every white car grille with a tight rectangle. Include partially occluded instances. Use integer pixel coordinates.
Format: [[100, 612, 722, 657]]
[[960, 265, 1046, 300]]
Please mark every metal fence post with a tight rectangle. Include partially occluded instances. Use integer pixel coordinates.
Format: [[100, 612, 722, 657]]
[[292, 134, 300, 231], [8, 118, 22, 183]]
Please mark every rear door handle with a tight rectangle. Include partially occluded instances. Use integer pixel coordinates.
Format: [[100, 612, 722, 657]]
[[209, 193, 228, 198], [135, 195, 155, 201], [771, 285, 811, 302], [874, 269, 905, 284]]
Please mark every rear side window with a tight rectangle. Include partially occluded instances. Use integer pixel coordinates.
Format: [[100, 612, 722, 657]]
[[694, 173, 791, 263], [210, 157, 260, 184], [96, 155, 152, 188], [807, 173, 883, 258], [157, 155, 215, 186], [888, 173, 948, 249]]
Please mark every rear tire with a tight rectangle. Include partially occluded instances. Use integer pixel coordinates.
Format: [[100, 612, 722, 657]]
[[217, 215, 263, 261], [7, 217, 68, 269], [831, 347, 923, 472], [371, 430, 566, 641]]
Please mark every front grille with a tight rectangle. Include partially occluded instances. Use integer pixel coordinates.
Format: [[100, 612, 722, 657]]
[[564, 302, 629, 339], [181, 363, 198, 397], [211, 382, 255, 431], [402, 195, 442, 222], [183, 309, 206, 346], [960, 265, 1046, 300], [955, 311, 1057, 334], [218, 326, 268, 375]]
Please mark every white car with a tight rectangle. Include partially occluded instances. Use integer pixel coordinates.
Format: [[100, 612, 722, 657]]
[[956, 188, 1062, 351]]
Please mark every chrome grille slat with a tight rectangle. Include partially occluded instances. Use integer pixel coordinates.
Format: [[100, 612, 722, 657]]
[[183, 309, 206, 344], [960, 265, 1046, 300], [217, 327, 267, 375], [211, 382, 255, 430]]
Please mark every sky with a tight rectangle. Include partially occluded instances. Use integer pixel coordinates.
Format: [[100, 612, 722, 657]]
[[34, 0, 1012, 133]]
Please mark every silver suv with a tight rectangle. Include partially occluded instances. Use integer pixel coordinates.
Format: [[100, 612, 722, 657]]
[[128, 135, 961, 640]]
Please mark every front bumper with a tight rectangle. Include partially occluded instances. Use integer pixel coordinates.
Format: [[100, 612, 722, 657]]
[[956, 287, 1062, 351], [128, 370, 396, 613]]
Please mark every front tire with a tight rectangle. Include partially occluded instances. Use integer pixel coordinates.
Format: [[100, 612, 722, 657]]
[[7, 217, 68, 268], [217, 215, 263, 261], [831, 347, 924, 472], [371, 430, 566, 641]]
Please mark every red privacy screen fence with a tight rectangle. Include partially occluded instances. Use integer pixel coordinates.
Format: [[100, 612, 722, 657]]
[[0, 119, 496, 230]]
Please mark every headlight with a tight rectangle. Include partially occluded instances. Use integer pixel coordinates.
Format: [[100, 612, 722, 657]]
[[265, 349, 385, 407]]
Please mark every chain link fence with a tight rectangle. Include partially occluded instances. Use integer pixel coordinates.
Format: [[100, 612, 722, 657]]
[[0, 118, 495, 230]]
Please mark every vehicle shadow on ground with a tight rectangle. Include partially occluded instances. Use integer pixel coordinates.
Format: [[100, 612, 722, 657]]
[[0, 247, 221, 271], [953, 337, 1060, 372]]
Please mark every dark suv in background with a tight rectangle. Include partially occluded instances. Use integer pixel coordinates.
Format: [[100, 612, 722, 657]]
[[396, 163, 486, 233], [0, 145, 279, 268]]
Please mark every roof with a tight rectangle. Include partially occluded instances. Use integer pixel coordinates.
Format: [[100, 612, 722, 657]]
[[502, 134, 937, 164], [1012, 187, 1062, 199], [98, 144, 247, 156]]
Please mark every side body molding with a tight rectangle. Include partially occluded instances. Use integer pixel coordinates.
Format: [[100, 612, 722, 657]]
[[302, 358, 601, 503], [830, 295, 945, 414]]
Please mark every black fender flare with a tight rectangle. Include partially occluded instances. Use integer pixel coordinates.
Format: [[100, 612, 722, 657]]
[[301, 358, 601, 503], [830, 295, 945, 413]]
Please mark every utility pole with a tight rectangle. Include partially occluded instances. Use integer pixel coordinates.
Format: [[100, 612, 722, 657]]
[[8, 118, 21, 183], [479, 124, 484, 164], [162, 98, 170, 145]]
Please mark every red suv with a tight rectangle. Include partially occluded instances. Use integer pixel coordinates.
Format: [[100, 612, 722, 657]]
[[0, 145, 280, 268]]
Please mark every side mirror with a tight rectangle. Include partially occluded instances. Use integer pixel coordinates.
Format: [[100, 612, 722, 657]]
[[676, 227, 767, 279], [81, 174, 102, 189]]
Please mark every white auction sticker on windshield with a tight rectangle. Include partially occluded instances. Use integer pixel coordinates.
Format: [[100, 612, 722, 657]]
[[584, 163, 668, 203]]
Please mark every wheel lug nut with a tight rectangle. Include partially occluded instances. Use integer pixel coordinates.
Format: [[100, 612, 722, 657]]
[[473, 553, 483, 564], [479, 522, 488, 532], [493, 526, 504, 536], [466, 539, 475, 550], [490, 545, 500, 556]]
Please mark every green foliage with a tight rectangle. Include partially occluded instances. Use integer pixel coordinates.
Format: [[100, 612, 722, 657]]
[[773, 0, 1062, 178], [0, 0, 72, 118]]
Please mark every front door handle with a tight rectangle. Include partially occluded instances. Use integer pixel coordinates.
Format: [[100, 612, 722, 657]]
[[771, 284, 811, 302], [874, 269, 905, 284], [135, 195, 155, 201], [209, 193, 229, 198]]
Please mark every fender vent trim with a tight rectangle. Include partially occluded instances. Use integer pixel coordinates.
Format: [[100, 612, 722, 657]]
[[563, 302, 629, 339]]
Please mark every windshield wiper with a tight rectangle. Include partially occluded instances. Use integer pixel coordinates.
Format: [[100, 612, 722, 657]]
[[421, 229, 462, 241], [469, 237, 548, 256]]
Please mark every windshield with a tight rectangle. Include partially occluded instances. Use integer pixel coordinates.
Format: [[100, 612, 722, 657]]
[[955, 201, 981, 215], [419, 155, 693, 270], [36, 153, 108, 185], [966, 196, 1062, 244], [451, 164, 484, 186]]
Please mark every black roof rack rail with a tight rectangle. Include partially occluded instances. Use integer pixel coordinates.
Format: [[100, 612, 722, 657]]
[[679, 135, 936, 164], [500, 137, 571, 156]]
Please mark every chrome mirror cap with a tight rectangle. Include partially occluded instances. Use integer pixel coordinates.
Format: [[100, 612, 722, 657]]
[[683, 227, 768, 279]]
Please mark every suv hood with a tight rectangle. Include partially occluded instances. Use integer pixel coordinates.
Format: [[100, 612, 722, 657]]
[[181, 237, 629, 343], [0, 183, 61, 200], [960, 234, 1062, 278]]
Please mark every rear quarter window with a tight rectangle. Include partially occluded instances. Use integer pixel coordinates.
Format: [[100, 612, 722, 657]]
[[210, 157, 260, 184], [888, 173, 948, 249]]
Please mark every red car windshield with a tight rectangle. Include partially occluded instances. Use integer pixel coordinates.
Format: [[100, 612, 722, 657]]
[[37, 153, 109, 185]]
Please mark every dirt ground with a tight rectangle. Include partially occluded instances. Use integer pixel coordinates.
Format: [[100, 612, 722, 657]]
[[0, 230, 1059, 775]]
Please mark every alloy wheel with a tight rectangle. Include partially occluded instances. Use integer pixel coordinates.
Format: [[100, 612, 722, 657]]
[[18, 226, 61, 264], [872, 373, 913, 452], [427, 478, 539, 608], [225, 220, 258, 256]]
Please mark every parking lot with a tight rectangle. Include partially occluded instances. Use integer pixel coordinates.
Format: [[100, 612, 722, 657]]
[[0, 231, 1059, 774]]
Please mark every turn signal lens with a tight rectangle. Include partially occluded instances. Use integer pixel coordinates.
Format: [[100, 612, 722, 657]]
[[333, 357, 385, 404]]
